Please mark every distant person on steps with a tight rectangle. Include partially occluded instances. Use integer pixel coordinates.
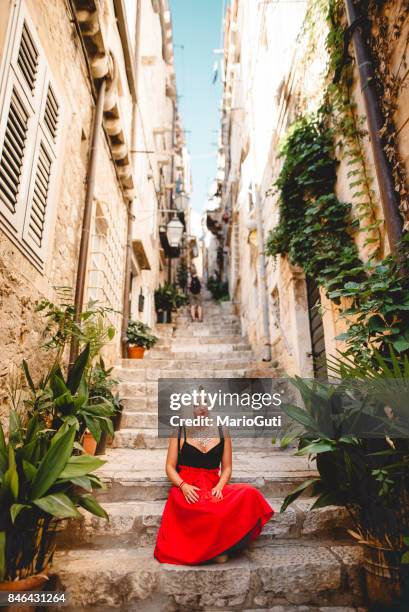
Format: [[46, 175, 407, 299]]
[[189, 266, 203, 322]]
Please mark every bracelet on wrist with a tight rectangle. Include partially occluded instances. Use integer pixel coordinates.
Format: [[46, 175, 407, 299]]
[[179, 480, 186, 489]]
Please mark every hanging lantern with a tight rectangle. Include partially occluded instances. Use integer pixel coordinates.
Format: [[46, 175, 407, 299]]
[[175, 192, 189, 211], [166, 215, 184, 247]]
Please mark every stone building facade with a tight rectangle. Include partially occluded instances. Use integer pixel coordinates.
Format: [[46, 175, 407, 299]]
[[0, 0, 190, 414], [209, 0, 409, 376]]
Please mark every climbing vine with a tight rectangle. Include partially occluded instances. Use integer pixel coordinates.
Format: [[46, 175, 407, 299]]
[[265, 115, 365, 296], [266, 113, 409, 363], [266, 0, 409, 364], [326, 0, 382, 259]]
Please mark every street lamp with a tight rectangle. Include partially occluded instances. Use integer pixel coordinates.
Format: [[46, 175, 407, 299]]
[[175, 192, 189, 211], [166, 214, 184, 247]]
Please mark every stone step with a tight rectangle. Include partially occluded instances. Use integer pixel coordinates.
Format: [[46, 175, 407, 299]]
[[111, 428, 281, 450], [174, 318, 240, 326], [115, 358, 253, 372], [122, 410, 157, 428], [157, 335, 246, 346], [172, 327, 241, 337], [179, 302, 235, 312], [120, 396, 158, 412], [57, 498, 352, 550], [95, 448, 317, 502], [118, 381, 157, 398], [118, 368, 251, 382], [132, 349, 254, 361], [50, 542, 365, 609], [153, 342, 252, 353], [122, 409, 289, 428]]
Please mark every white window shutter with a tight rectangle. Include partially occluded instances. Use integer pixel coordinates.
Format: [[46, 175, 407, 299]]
[[10, 8, 46, 114], [21, 135, 53, 262], [0, 1, 61, 270], [16, 21, 39, 94], [0, 73, 33, 234], [22, 71, 60, 265], [42, 82, 59, 145]]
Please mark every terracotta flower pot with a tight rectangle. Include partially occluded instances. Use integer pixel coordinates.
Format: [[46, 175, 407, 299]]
[[0, 573, 49, 612], [82, 431, 97, 455], [127, 345, 145, 359], [0, 573, 49, 592]]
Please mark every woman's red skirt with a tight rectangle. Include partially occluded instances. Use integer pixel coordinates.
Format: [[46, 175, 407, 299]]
[[154, 465, 274, 565]]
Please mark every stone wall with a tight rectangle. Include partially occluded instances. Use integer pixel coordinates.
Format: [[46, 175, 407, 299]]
[[0, 0, 129, 418], [221, 0, 409, 375]]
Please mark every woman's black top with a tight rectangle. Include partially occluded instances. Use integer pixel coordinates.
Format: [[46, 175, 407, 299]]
[[178, 426, 224, 470]]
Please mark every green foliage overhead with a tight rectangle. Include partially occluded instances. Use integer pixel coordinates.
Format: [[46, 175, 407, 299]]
[[266, 115, 365, 297]]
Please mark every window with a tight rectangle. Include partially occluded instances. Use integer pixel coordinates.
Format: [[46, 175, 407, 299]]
[[0, 1, 61, 271], [87, 201, 125, 335]]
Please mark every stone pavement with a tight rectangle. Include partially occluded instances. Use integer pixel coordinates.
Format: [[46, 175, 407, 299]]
[[51, 300, 367, 610]]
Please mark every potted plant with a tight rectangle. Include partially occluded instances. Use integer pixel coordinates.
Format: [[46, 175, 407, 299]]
[[88, 358, 123, 452], [23, 344, 115, 452], [125, 320, 158, 359], [82, 429, 98, 455], [280, 352, 409, 608], [155, 283, 188, 323], [0, 411, 107, 591], [154, 284, 172, 323], [207, 274, 229, 302], [177, 262, 188, 292]]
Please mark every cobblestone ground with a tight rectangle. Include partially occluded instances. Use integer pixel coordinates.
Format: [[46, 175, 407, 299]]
[[51, 299, 367, 611]]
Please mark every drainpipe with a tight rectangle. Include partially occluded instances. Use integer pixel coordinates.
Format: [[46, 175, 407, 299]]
[[255, 187, 272, 362], [121, 0, 142, 357], [168, 100, 177, 284], [70, 78, 107, 364], [344, 0, 403, 254]]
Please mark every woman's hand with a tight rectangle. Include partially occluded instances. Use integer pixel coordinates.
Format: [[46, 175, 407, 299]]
[[212, 483, 224, 500], [181, 483, 200, 504]]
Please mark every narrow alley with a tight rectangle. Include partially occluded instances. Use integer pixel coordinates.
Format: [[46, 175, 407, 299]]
[[0, 0, 408, 610], [53, 296, 362, 609]]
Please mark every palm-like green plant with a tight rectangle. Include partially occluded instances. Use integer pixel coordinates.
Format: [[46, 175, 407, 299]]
[[23, 345, 115, 445], [279, 377, 369, 511], [0, 411, 107, 582], [280, 353, 409, 553]]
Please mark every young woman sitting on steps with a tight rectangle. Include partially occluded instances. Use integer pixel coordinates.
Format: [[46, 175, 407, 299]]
[[154, 399, 274, 565]]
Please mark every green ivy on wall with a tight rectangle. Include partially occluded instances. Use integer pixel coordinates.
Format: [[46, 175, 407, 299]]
[[266, 0, 409, 365], [265, 115, 365, 297], [266, 111, 409, 363], [326, 0, 382, 259]]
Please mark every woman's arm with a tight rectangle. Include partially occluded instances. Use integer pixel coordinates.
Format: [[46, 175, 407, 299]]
[[165, 437, 200, 504], [165, 437, 184, 487], [212, 436, 232, 499]]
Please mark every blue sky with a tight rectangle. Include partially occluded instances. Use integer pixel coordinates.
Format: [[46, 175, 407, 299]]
[[170, 0, 223, 216]]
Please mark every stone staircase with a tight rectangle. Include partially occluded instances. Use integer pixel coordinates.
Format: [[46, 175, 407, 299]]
[[51, 300, 367, 611]]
